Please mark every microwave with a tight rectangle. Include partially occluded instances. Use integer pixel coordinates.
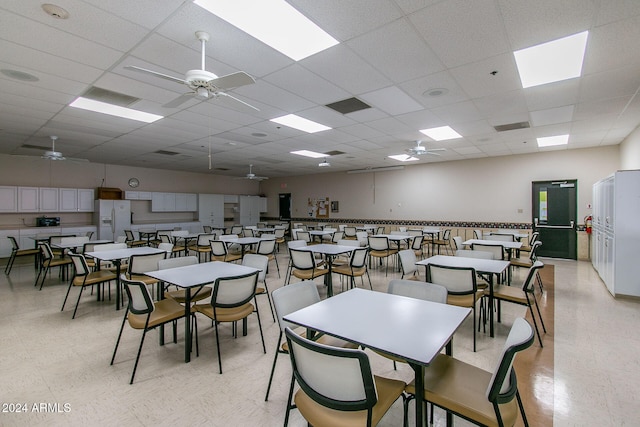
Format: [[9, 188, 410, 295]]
[[36, 217, 60, 227]]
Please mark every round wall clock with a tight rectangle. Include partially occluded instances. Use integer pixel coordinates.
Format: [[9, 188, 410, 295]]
[[128, 177, 140, 188]]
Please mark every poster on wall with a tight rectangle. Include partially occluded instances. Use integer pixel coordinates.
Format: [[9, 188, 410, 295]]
[[331, 201, 339, 213], [308, 197, 330, 218]]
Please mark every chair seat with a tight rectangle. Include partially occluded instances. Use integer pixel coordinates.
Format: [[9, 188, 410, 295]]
[[16, 248, 40, 256], [331, 265, 366, 277], [510, 257, 533, 268], [369, 249, 398, 257], [196, 302, 254, 322], [127, 274, 159, 285], [164, 286, 212, 303], [485, 285, 528, 305], [127, 298, 186, 329], [292, 268, 328, 280], [45, 258, 73, 267], [405, 354, 519, 427], [446, 290, 483, 308], [294, 375, 406, 427], [212, 253, 242, 263], [72, 270, 117, 286]]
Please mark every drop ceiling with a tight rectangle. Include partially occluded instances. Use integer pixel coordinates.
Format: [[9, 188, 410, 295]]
[[1, 0, 639, 178]]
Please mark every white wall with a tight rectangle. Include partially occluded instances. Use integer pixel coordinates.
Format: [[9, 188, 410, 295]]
[[620, 126, 640, 170], [260, 146, 619, 224]]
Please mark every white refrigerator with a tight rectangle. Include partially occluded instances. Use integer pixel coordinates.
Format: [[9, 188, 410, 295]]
[[94, 199, 131, 241]]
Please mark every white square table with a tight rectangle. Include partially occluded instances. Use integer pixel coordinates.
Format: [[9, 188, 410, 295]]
[[85, 247, 165, 310], [297, 244, 356, 297], [416, 255, 510, 338], [284, 288, 470, 427], [145, 261, 259, 363]]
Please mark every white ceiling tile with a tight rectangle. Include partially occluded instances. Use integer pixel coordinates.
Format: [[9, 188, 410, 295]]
[[263, 64, 350, 105], [450, 53, 522, 99], [579, 64, 640, 102], [431, 101, 483, 125], [530, 105, 575, 126], [360, 86, 424, 115], [524, 79, 581, 111], [584, 15, 640, 75]]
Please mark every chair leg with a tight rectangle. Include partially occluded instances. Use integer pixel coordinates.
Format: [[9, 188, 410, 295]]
[[265, 332, 283, 401], [214, 320, 223, 374], [38, 266, 50, 290], [5, 253, 16, 274], [284, 374, 296, 427], [72, 286, 86, 319], [472, 305, 476, 352], [130, 329, 148, 384], [516, 390, 529, 427], [110, 312, 128, 366], [61, 282, 74, 312]]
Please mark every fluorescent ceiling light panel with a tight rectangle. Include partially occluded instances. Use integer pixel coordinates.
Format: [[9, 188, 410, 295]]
[[271, 114, 331, 133], [419, 125, 462, 141], [537, 134, 569, 147], [194, 0, 338, 61], [514, 31, 588, 88], [291, 150, 326, 158], [388, 154, 419, 162], [69, 97, 162, 123]]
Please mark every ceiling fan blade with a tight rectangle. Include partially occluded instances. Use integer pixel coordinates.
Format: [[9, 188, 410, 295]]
[[427, 148, 446, 152], [217, 92, 260, 111], [211, 71, 256, 90], [125, 65, 186, 85], [163, 92, 196, 108]]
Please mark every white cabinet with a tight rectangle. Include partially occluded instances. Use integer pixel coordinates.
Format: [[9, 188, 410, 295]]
[[239, 196, 263, 226], [186, 193, 198, 211], [0, 186, 18, 212], [592, 171, 640, 297], [39, 188, 59, 211], [125, 191, 152, 200], [59, 188, 94, 212], [18, 187, 59, 212], [151, 192, 196, 212], [224, 194, 238, 203], [259, 196, 267, 213], [199, 194, 225, 227], [175, 193, 187, 211]]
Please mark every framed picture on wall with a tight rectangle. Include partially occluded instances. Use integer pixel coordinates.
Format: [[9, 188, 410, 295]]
[[331, 201, 339, 213]]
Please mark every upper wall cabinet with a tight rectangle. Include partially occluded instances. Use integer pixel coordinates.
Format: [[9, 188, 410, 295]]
[[125, 191, 152, 200], [60, 188, 95, 212], [0, 186, 18, 212], [151, 192, 197, 212], [17, 187, 59, 212]]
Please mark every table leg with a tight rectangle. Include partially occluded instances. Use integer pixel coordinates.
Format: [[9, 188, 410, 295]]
[[410, 363, 426, 427], [185, 288, 192, 363], [325, 255, 334, 297], [489, 273, 495, 337], [115, 260, 122, 311]]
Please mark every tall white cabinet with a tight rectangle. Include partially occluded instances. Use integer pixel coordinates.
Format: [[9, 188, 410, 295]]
[[239, 196, 266, 226], [591, 170, 640, 297], [198, 194, 225, 228]]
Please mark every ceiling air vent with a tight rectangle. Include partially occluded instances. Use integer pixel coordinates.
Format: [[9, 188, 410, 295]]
[[323, 150, 345, 156], [154, 150, 180, 156], [493, 121, 530, 132], [214, 167, 230, 171], [82, 86, 140, 107], [21, 143, 49, 150], [325, 97, 371, 114]]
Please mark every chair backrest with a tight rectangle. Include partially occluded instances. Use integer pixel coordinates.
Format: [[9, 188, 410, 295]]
[[474, 229, 483, 239], [387, 279, 448, 304], [124, 230, 135, 241], [296, 231, 311, 243], [272, 281, 322, 331], [375, 226, 385, 235], [290, 248, 317, 269], [486, 318, 534, 402], [398, 249, 417, 276], [159, 233, 172, 243], [471, 243, 504, 260], [8, 236, 20, 251], [441, 229, 451, 240], [203, 225, 213, 233], [69, 253, 90, 276], [122, 278, 154, 315], [50, 235, 76, 245], [407, 229, 423, 237], [486, 234, 515, 242], [212, 271, 259, 308], [210, 240, 229, 257], [256, 238, 276, 256], [171, 230, 189, 238], [230, 225, 244, 235], [257, 222, 266, 228], [287, 240, 307, 250], [158, 243, 173, 254], [298, 224, 308, 231], [529, 232, 539, 245], [290, 228, 302, 240], [83, 241, 112, 253], [355, 231, 368, 243], [427, 264, 477, 294], [349, 247, 369, 268], [274, 228, 286, 239], [411, 235, 424, 250], [92, 242, 127, 252], [285, 327, 377, 414], [390, 230, 408, 236], [128, 252, 166, 275], [367, 235, 389, 251], [337, 239, 360, 247], [455, 249, 493, 260], [158, 256, 198, 270], [60, 236, 89, 246], [522, 261, 544, 292], [452, 236, 463, 251], [344, 226, 357, 237], [529, 241, 543, 260], [242, 253, 268, 282], [197, 233, 216, 246], [244, 228, 255, 237], [398, 227, 407, 232], [39, 242, 54, 262], [331, 231, 345, 243]]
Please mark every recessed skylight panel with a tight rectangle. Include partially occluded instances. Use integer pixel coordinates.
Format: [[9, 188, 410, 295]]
[[419, 126, 462, 141], [514, 31, 588, 88], [537, 135, 569, 147], [194, 0, 338, 61], [291, 150, 327, 158], [69, 97, 163, 123], [271, 114, 331, 133], [388, 154, 418, 162]]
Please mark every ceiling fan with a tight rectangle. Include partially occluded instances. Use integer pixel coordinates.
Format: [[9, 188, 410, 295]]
[[125, 31, 259, 110], [14, 136, 89, 163], [235, 164, 268, 181], [406, 140, 446, 157], [42, 135, 65, 160]]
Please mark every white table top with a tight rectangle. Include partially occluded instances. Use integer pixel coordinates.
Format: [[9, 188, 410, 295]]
[[416, 254, 510, 275], [284, 288, 470, 366], [52, 239, 111, 249], [85, 247, 165, 261], [145, 261, 259, 288], [488, 231, 529, 239], [309, 230, 334, 236], [374, 234, 410, 241], [462, 239, 523, 249], [298, 244, 356, 255]]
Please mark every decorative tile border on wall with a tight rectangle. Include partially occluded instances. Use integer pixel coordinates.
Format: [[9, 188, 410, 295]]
[[262, 217, 537, 230]]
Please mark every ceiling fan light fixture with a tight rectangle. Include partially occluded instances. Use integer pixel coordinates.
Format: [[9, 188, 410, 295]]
[[318, 158, 331, 167]]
